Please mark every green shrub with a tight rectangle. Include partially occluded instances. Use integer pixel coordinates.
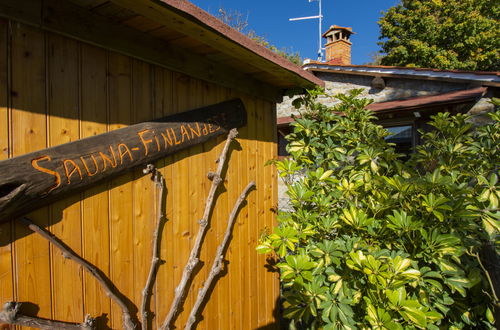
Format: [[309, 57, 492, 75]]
[[258, 89, 499, 329]]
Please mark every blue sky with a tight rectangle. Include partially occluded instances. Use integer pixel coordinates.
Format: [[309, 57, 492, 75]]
[[191, 0, 400, 64]]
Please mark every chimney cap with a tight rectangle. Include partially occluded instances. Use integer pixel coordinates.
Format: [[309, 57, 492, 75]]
[[322, 25, 355, 38]]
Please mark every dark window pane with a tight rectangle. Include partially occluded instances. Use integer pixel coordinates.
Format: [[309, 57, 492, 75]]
[[385, 125, 413, 155]]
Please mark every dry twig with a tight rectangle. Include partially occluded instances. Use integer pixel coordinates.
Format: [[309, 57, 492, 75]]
[[161, 129, 238, 329], [141, 164, 167, 329], [185, 181, 255, 330], [0, 301, 95, 329], [20, 217, 137, 330]]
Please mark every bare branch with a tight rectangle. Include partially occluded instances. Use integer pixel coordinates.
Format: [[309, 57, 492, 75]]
[[161, 129, 238, 329], [141, 164, 167, 329], [185, 181, 255, 330], [20, 218, 138, 330], [0, 302, 95, 329]]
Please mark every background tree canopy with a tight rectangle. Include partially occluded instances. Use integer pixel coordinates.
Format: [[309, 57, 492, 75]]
[[378, 0, 500, 71]]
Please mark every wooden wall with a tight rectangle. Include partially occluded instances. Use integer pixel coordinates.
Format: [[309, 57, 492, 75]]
[[0, 19, 279, 329]]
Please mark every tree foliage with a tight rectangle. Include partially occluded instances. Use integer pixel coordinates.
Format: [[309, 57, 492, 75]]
[[258, 89, 499, 329], [378, 0, 500, 71]]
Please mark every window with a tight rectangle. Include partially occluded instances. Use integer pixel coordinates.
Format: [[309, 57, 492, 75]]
[[385, 125, 414, 155]]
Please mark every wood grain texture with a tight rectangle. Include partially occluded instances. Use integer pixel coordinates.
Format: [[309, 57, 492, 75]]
[[108, 51, 135, 330], [80, 43, 111, 325], [0, 18, 13, 310], [47, 33, 84, 324], [170, 72, 192, 328], [152, 66, 174, 330], [131, 59, 154, 317], [0, 19, 279, 330], [247, 98, 260, 329], [10, 23, 52, 329]]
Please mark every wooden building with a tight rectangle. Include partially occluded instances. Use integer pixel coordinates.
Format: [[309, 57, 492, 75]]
[[0, 0, 322, 329]]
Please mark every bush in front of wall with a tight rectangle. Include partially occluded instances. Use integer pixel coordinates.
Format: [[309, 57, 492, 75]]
[[258, 89, 499, 329]]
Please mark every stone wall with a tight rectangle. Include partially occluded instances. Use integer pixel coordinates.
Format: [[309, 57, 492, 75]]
[[277, 72, 469, 118]]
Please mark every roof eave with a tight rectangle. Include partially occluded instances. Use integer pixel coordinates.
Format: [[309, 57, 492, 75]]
[[112, 0, 324, 89], [302, 63, 500, 87]]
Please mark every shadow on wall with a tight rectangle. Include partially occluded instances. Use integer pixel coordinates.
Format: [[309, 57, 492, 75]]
[[0, 140, 261, 329], [256, 296, 283, 330], [0, 125, 245, 246]]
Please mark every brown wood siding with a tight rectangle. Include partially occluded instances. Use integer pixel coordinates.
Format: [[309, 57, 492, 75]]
[[0, 19, 279, 329]]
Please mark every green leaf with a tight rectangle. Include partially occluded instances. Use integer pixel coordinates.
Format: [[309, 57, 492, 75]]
[[256, 244, 272, 254], [401, 305, 427, 328]]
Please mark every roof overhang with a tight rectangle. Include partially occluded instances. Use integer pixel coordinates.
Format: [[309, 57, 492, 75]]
[[302, 62, 500, 87], [0, 0, 324, 102], [109, 0, 325, 90], [277, 87, 488, 126]]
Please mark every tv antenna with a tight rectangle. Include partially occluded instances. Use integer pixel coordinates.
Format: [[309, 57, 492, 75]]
[[289, 0, 323, 61]]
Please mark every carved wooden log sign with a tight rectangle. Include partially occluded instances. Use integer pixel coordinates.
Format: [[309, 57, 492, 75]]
[[0, 99, 246, 222]]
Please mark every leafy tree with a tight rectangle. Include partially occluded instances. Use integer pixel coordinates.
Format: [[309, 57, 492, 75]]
[[378, 0, 500, 71], [258, 89, 499, 329]]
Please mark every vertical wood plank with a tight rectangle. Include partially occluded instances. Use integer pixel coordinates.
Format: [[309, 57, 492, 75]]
[[0, 17, 13, 309], [185, 77, 206, 325], [227, 88, 242, 330], [238, 95, 251, 330], [198, 82, 223, 329], [170, 72, 192, 328], [263, 100, 278, 327], [131, 58, 155, 315], [247, 98, 260, 329], [216, 87, 231, 330], [108, 52, 135, 330], [153, 66, 174, 330], [47, 33, 83, 324], [10, 23, 52, 326], [255, 98, 268, 327], [80, 43, 111, 327]]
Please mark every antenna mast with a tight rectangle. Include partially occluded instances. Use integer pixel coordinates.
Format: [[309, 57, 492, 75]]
[[289, 0, 323, 61]]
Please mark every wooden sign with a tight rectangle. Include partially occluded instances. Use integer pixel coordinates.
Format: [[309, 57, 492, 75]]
[[0, 99, 246, 222]]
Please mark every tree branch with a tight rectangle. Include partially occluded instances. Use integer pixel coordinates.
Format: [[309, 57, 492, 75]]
[[19, 217, 138, 330], [185, 181, 255, 330], [475, 252, 500, 306], [161, 128, 238, 329], [0, 302, 95, 329], [141, 164, 167, 329]]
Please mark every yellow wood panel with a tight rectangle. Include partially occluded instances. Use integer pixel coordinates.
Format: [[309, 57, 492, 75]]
[[131, 59, 155, 316], [108, 52, 135, 330], [255, 98, 268, 326], [1, 21, 280, 329], [184, 77, 206, 327], [247, 98, 260, 329], [269, 100, 280, 328], [216, 87, 231, 330], [198, 82, 224, 329], [0, 18, 13, 309], [170, 72, 194, 328], [263, 100, 279, 327], [10, 23, 52, 327], [238, 95, 252, 330], [153, 66, 174, 329], [46, 33, 84, 324], [227, 88, 243, 330], [79, 43, 111, 327]]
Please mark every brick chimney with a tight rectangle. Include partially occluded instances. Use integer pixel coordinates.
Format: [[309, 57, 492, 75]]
[[322, 25, 354, 65]]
